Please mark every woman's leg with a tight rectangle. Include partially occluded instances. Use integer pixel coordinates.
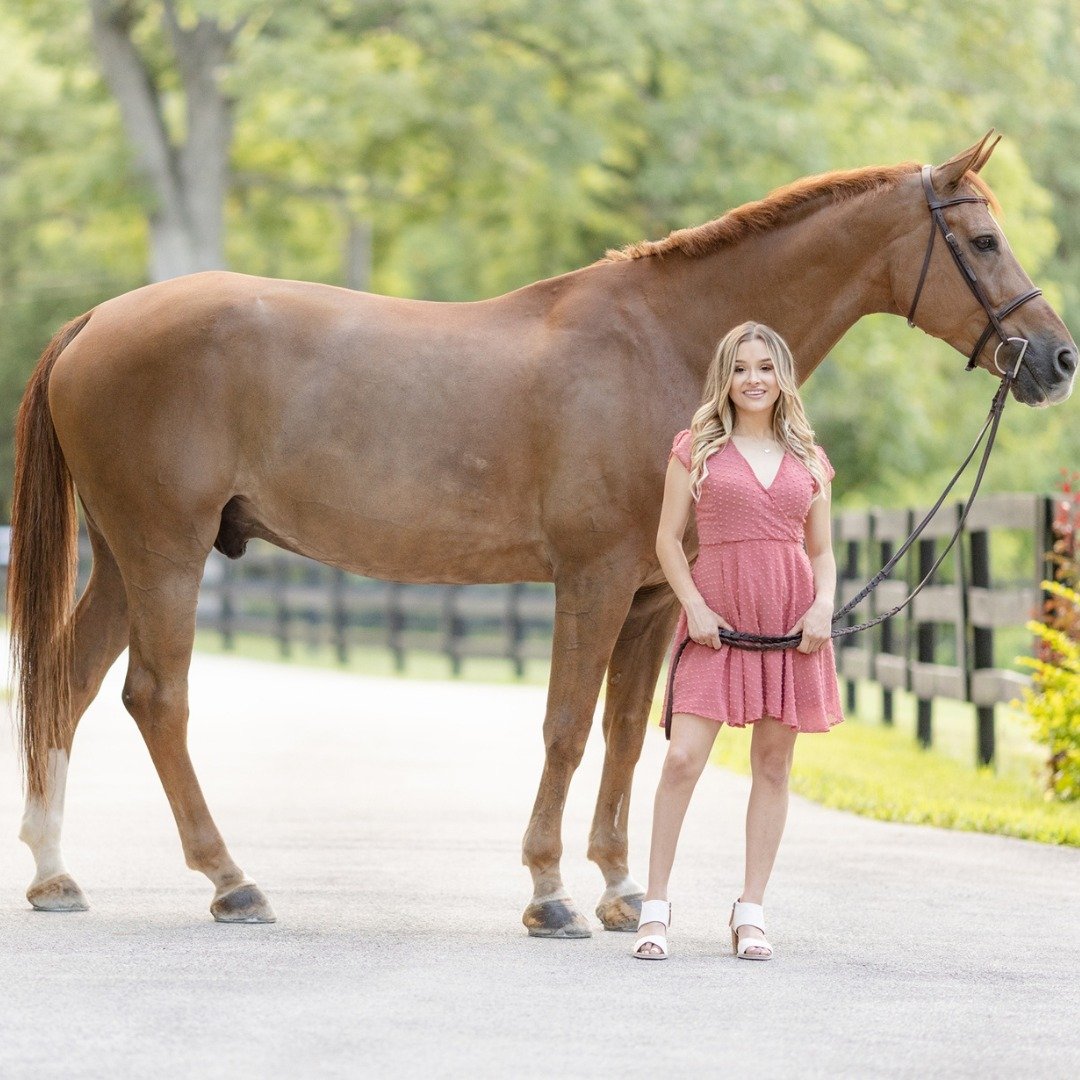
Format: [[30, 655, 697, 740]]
[[737, 716, 798, 955], [634, 711, 720, 956]]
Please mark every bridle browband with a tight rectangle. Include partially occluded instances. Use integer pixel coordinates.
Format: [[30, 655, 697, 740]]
[[906, 164, 1042, 372], [661, 164, 1046, 737]]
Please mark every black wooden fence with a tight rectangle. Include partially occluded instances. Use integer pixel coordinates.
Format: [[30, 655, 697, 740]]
[[0, 489, 1056, 766], [833, 492, 1056, 766], [196, 547, 558, 678]]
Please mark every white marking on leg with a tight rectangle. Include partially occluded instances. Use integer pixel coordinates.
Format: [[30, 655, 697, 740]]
[[19, 749, 70, 885], [599, 874, 645, 903], [531, 887, 574, 904]]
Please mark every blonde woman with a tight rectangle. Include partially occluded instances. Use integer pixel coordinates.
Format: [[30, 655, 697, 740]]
[[632, 322, 844, 961]]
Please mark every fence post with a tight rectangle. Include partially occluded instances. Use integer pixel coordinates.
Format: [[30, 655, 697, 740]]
[[331, 568, 348, 665], [221, 556, 235, 652], [916, 533, 936, 748], [968, 524, 995, 767], [388, 582, 405, 672], [878, 536, 895, 726], [842, 514, 860, 715], [273, 551, 291, 658], [444, 585, 463, 677], [507, 583, 525, 678]]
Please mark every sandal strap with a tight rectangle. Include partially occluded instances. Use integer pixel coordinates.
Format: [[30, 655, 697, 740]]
[[737, 935, 772, 954], [638, 899, 671, 929], [633, 934, 669, 957], [731, 900, 765, 933]]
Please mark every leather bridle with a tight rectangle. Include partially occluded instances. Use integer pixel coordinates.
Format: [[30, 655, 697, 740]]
[[906, 164, 1042, 373], [661, 164, 1046, 736]]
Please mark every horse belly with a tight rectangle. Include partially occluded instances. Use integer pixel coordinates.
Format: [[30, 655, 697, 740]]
[[242, 473, 552, 584], [237, 372, 552, 584]]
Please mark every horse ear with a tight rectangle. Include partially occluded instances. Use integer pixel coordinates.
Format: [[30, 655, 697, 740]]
[[931, 130, 997, 192], [971, 133, 1002, 173]]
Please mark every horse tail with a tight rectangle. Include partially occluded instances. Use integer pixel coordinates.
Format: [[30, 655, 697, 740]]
[[9, 310, 93, 800]]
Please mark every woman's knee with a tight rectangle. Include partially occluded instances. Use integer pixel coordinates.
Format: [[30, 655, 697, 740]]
[[750, 746, 792, 786], [750, 725, 794, 785], [661, 746, 707, 786]]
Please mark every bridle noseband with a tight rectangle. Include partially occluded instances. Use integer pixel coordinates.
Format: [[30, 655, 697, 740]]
[[906, 163, 1042, 372]]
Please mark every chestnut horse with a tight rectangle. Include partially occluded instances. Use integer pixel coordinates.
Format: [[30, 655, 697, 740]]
[[10, 133, 1075, 932]]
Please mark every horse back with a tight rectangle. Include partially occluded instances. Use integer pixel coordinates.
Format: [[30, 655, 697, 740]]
[[44, 270, 675, 583]]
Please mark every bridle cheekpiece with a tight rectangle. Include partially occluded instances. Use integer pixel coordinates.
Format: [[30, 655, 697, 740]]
[[905, 164, 1041, 373]]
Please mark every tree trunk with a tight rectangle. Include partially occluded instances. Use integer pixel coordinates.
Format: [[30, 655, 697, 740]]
[[89, 0, 238, 282]]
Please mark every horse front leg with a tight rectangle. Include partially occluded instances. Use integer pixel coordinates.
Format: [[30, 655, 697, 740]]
[[521, 571, 635, 938], [589, 583, 681, 930]]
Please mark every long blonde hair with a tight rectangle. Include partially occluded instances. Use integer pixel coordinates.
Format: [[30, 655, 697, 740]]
[[687, 322, 828, 503]]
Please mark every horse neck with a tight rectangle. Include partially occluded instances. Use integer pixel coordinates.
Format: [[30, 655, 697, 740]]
[[647, 192, 901, 383]]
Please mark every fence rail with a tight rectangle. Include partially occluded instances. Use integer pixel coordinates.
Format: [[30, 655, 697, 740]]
[[197, 547, 557, 678], [0, 489, 1056, 767], [833, 491, 1054, 766]]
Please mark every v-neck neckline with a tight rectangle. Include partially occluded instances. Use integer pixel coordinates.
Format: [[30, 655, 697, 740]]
[[729, 440, 788, 492]]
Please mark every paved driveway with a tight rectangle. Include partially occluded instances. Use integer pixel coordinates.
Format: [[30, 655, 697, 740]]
[[1, 646, 1078, 1079]]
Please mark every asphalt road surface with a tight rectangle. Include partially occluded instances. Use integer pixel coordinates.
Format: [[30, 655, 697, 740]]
[[2, 645, 1078, 1079]]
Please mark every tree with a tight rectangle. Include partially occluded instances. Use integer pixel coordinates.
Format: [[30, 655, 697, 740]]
[[87, 0, 240, 280]]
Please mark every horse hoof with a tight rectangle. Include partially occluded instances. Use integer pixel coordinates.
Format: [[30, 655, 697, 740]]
[[522, 897, 592, 938], [595, 889, 645, 932], [27, 874, 90, 912], [211, 882, 276, 924]]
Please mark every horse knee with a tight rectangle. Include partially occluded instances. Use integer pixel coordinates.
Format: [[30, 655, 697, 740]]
[[122, 667, 185, 724], [542, 714, 591, 769]]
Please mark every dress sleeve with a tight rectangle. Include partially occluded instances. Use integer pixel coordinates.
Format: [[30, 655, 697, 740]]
[[814, 444, 835, 487], [669, 429, 692, 472]]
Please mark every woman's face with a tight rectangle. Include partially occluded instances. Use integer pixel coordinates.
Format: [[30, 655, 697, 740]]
[[730, 337, 781, 420]]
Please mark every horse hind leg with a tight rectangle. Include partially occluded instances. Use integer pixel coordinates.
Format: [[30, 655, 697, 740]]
[[116, 532, 274, 923], [589, 584, 680, 931], [21, 518, 129, 911]]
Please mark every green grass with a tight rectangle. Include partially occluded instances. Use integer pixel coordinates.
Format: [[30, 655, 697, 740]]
[[192, 629, 1078, 846], [707, 679, 1080, 846]]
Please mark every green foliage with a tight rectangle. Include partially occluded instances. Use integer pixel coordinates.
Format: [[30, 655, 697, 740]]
[[1015, 581, 1080, 802], [710, 706, 1080, 846]]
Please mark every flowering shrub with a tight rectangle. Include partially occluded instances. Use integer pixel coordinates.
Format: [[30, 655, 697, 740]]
[[1038, 468, 1080, 657], [1015, 470, 1080, 802], [1016, 581, 1080, 802]]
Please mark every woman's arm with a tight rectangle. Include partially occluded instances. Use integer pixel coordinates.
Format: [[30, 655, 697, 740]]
[[787, 479, 836, 653], [655, 456, 732, 649]]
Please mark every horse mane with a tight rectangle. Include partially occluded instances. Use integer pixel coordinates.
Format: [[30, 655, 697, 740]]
[[604, 164, 1000, 262]]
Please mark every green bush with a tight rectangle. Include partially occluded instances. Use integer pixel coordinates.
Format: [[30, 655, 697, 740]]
[[1015, 580, 1080, 802]]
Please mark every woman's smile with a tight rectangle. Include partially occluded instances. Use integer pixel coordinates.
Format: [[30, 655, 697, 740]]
[[730, 337, 781, 423]]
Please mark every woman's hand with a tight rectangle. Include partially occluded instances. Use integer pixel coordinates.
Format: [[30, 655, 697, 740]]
[[786, 598, 833, 654], [686, 601, 734, 649]]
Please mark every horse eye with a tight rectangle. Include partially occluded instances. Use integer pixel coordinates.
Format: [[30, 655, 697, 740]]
[[973, 235, 998, 253]]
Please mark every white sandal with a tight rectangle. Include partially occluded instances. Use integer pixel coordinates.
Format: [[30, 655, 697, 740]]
[[729, 899, 773, 960], [632, 899, 672, 960]]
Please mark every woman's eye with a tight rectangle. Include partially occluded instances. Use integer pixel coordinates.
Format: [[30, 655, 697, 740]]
[[973, 235, 998, 252]]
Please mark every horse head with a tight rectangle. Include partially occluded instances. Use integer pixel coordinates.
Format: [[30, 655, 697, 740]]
[[893, 131, 1075, 407]]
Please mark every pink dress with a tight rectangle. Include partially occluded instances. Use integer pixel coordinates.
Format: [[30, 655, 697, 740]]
[[660, 429, 845, 737]]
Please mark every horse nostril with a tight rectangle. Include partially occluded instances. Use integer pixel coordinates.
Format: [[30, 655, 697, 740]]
[[1055, 347, 1078, 377]]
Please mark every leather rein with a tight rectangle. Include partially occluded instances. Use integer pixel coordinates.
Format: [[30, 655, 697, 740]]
[[662, 165, 1045, 729]]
